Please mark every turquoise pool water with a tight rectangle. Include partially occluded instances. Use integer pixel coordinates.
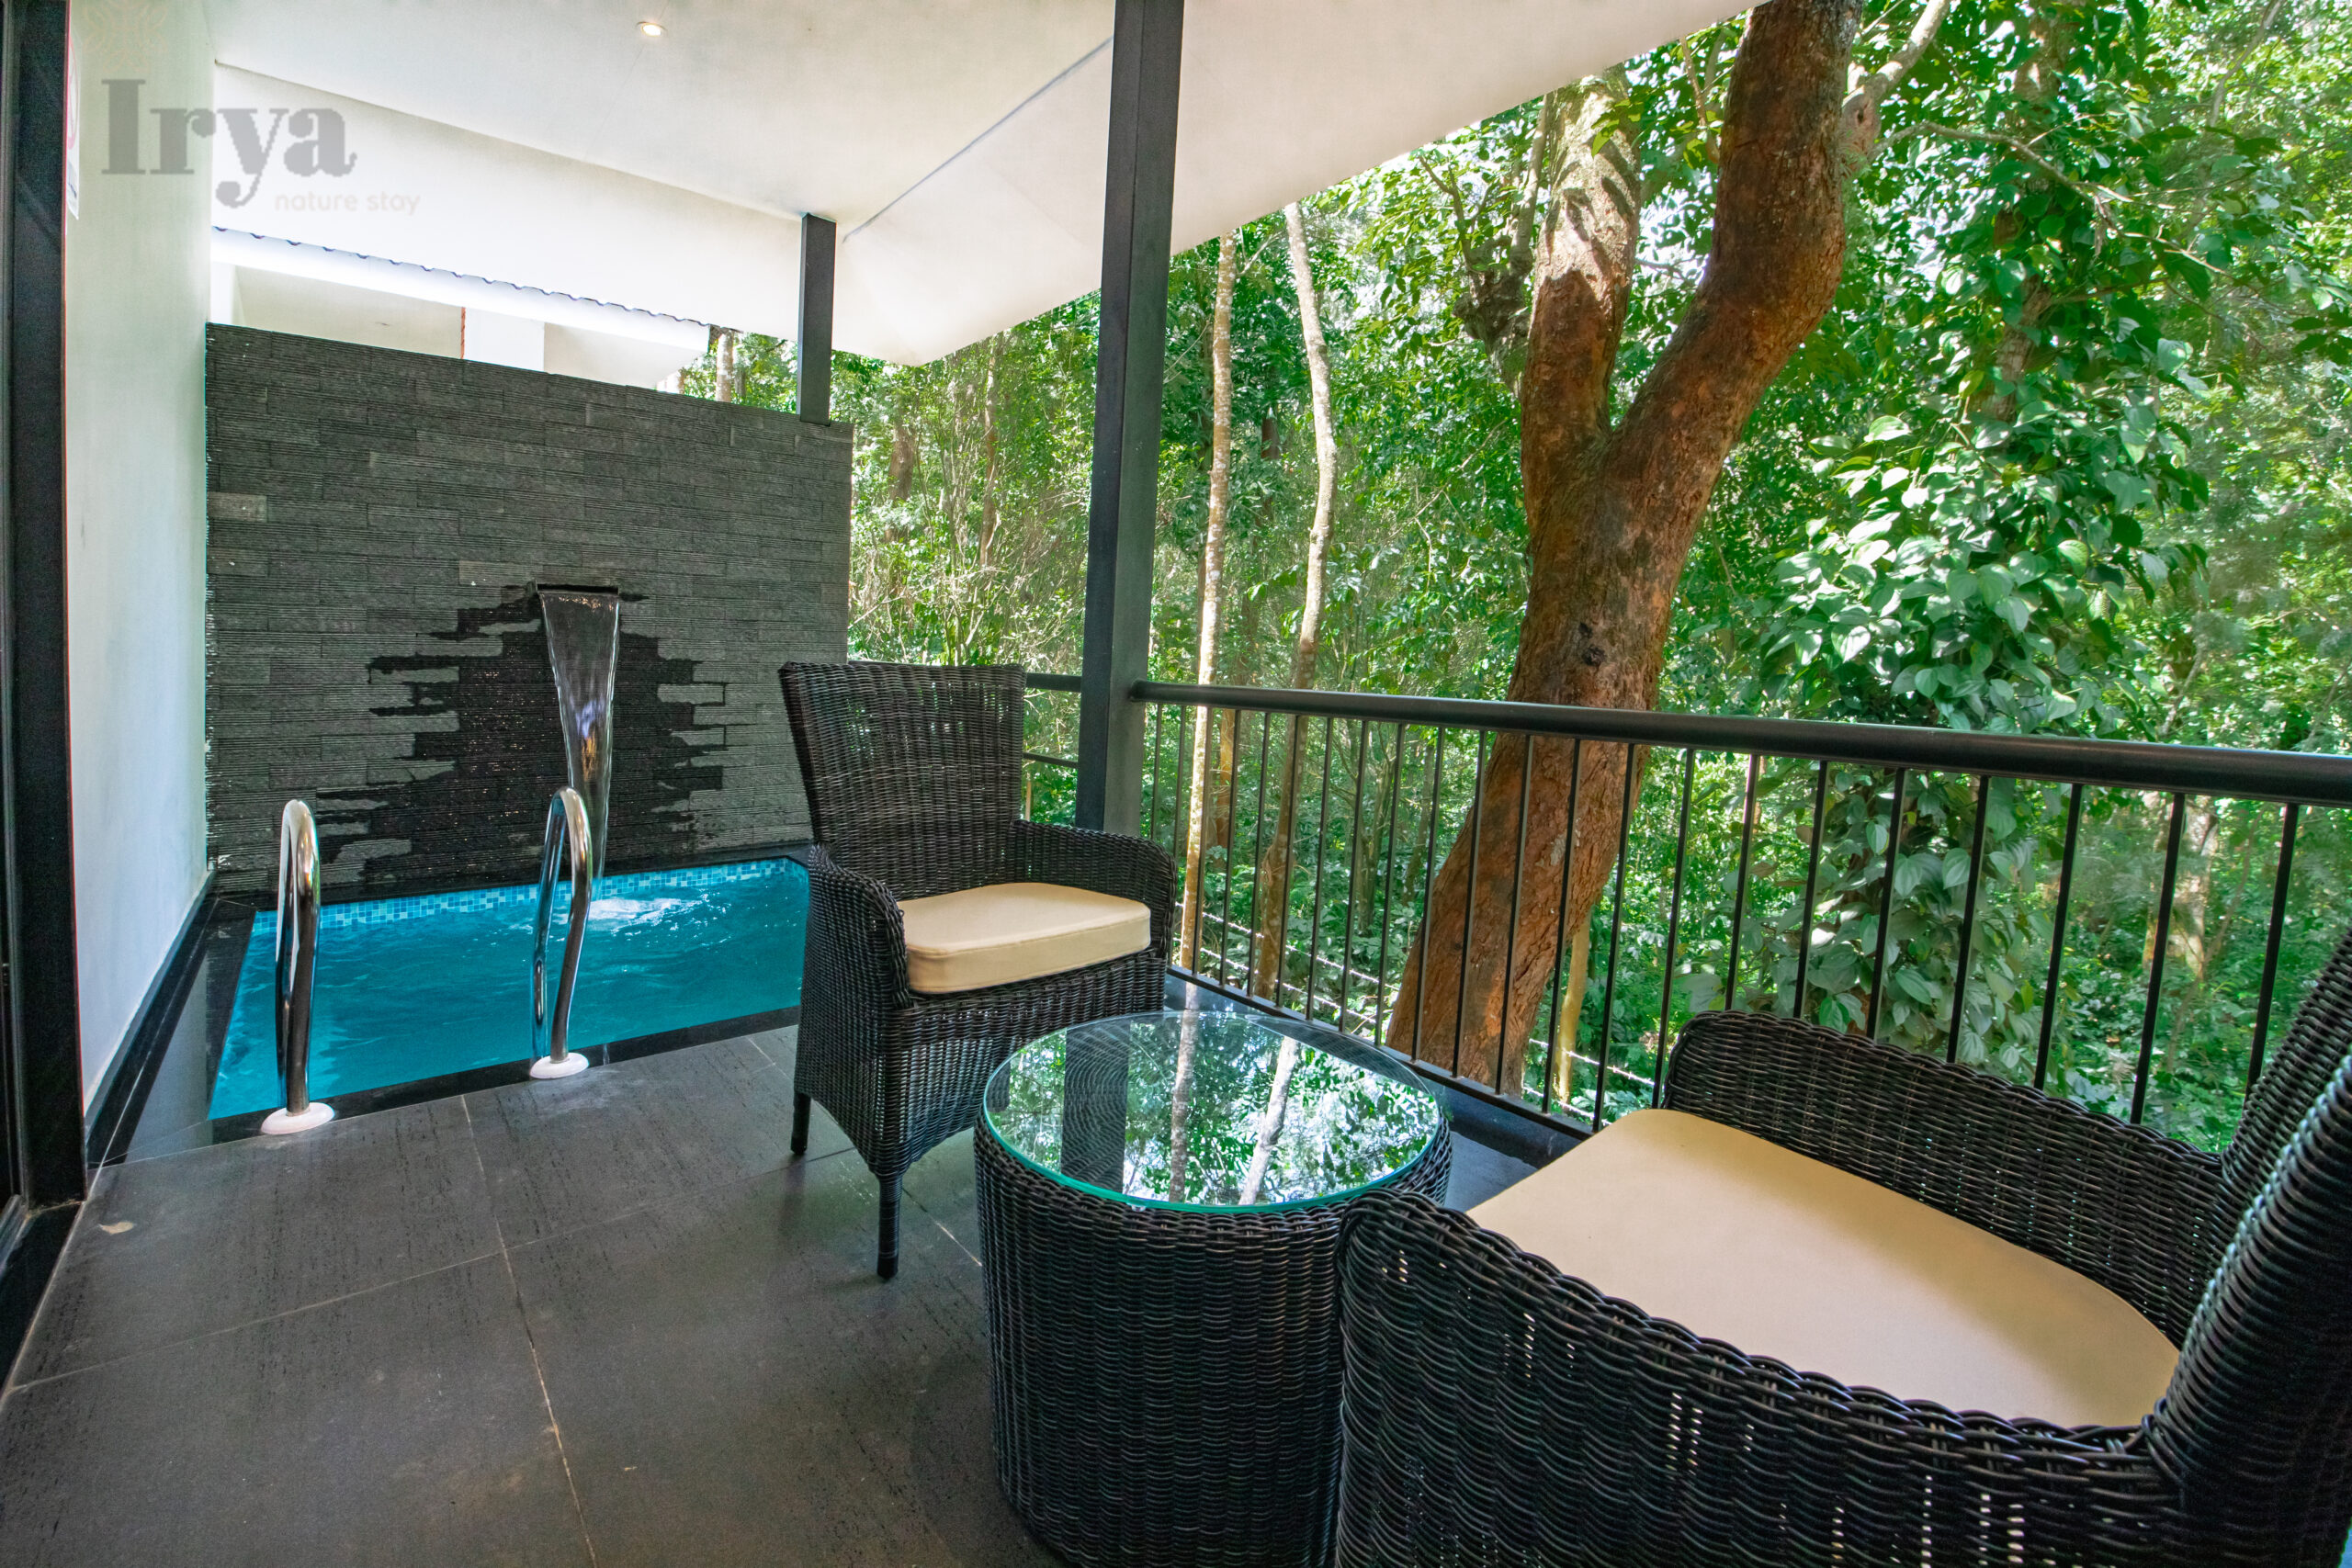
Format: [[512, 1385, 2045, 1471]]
[[209, 858, 807, 1117]]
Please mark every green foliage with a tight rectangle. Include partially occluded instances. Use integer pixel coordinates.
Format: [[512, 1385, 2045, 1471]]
[[700, 0, 2352, 1142]]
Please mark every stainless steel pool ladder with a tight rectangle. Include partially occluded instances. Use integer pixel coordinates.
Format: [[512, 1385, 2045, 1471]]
[[530, 786, 594, 1079], [261, 799, 334, 1134]]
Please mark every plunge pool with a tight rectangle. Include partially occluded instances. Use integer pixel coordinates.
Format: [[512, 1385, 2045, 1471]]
[[208, 857, 807, 1117]]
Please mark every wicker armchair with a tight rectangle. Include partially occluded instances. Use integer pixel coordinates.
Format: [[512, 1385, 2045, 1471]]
[[1336, 927, 2352, 1566], [778, 661, 1175, 1278]]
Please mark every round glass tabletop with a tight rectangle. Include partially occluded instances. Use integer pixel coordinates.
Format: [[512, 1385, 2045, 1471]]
[[981, 1010, 1447, 1212]]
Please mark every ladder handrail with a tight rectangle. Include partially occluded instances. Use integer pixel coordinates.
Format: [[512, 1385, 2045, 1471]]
[[270, 799, 324, 1128], [533, 786, 594, 1066]]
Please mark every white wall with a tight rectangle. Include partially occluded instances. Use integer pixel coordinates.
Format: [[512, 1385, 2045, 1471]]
[[66, 0, 215, 1100], [228, 265, 462, 356]]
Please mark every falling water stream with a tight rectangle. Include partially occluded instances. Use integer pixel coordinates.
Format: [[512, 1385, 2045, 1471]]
[[539, 586, 623, 874]]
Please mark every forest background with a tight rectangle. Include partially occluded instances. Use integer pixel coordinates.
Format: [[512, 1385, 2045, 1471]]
[[697, 0, 2352, 1149]]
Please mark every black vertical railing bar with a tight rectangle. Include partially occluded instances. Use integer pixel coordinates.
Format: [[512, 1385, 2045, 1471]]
[[1216, 709, 1242, 987], [1335, 721, 1370, 1035], [1596, 748, 1638, 1125], [1497, 731, 1536, 1093], [1410, 728, 1447, 1062], [1193, 705, 1216, 975], [1543, 739, 1585, 1116], [1147, 703, 1164, 846], [2132, 792, 2188, 1126], [1655, 750, 1698, 1100], [1793, 761, 1830, 1019], [1372, 722, 1408, 1052], [1723, 751, 1763, 1010], [1303, 714, 1336, 1021], [1159, 705, 1178, 851], [1266, 719, 1304, 1002], [1451, 729, 1492, 1077], [1946, 773, 1994, 1066], [2034, 782, 2086, 1091], [1244, 709, 1272, 987], [1866, 767, 1910, 1040], [1213, 709, 1232, 982], [1191, 708, 1205, 856], [2247, 800, 2302, 1090]]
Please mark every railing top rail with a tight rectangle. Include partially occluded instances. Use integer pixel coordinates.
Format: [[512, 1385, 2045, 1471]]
[[1126, 679, 2352, 807]]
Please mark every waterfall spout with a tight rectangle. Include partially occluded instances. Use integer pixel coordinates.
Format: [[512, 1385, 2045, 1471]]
[[539, 586, 621, 877]]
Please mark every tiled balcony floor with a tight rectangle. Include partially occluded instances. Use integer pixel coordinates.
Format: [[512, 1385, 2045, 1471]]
[[0, 1018, 1530, 1566]]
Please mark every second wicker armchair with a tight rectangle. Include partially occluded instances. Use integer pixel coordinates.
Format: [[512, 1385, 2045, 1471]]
[[779, 660, 1176, 1277]]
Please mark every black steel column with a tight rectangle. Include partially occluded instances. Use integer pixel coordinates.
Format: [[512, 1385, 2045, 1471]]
[[797, 214, 834, 423], [1, 0, 85, 1211], [1075, 0, 1182, 834]]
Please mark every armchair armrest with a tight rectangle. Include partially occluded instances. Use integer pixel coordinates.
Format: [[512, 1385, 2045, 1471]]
[[799, 844, 915, 1015], [1663, 1010, 2226, 1341], [1012, 818, 1178, 953]]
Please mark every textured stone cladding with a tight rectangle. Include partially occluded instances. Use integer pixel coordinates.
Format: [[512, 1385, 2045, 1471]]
[[205, 324, 850, 896]]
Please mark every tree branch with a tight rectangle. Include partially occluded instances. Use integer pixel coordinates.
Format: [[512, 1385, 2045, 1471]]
[[1840, 0, 1954, 163], [1854, 0, 1953, 108], [1885, 120, 2118, 239]]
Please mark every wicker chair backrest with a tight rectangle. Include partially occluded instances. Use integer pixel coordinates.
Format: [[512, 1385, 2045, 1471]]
[[2220, 924, 2352, 1229], [2154, 1031, 2352, 1559], [2131, 920, 2352, 1557], [779, 660, 1024, 898]]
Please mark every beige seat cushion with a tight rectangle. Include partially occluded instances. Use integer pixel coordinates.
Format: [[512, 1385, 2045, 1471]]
[[1469, 1108, 2177, 1427], [895, 882, 1150, 994]]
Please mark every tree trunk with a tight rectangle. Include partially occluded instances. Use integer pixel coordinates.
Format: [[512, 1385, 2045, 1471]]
[[1167, 1011, 1200, 1202], [1178, 234, 1238, 967], [888, 424, 918, 502], [1250, 203, 1343, 998], [1237, 1035, 1301, 1204], [1385, 0, 1865, 1092], [978, 333, 1005, 564], [713, 327, 738, 403]]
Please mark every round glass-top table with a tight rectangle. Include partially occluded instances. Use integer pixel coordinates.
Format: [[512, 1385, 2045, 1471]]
[[974, 1010, 1450, 1567]]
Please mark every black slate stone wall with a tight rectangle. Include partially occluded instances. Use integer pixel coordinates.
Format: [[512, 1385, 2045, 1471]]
[[205, 324, 850, 896]]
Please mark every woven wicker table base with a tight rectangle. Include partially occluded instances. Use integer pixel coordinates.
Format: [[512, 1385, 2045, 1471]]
[[976, 1064, 1449, 1567]]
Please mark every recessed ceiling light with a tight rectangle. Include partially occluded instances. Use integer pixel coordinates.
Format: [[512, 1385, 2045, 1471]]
[[639, 20, 664, 37]]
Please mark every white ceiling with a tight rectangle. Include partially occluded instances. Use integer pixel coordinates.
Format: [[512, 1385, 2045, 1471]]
[[205, 0, 1749, 364]]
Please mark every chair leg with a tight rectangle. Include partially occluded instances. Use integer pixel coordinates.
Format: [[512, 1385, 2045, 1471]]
[[790, 1092, 811, 1156], [876, 1175, 901, 1280]]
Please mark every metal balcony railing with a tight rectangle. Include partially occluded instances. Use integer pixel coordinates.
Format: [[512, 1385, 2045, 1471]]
[[1023, 672, 2352, 1151]]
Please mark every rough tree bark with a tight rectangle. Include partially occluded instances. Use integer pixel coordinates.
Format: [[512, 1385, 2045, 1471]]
[[712, 326, 739, 402], [1178, 233, 1239, 966], [887, 424, 918, 502], [978, 333, 1005, 563], [1385, 0, 1885, 1094], [1250, 202, 1343, 996]]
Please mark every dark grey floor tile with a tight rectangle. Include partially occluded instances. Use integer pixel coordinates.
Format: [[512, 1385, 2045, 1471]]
[[901, 1129, 984, 1267], [468, 1034, 848, 1248], [506, 1145, 1050, 1568], [0, 1255, 589, 1568], [1445, 1132, 1536, 1211], [15, 1095, 498, 1382]]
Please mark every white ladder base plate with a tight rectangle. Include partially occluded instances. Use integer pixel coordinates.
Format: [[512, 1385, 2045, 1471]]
[[260, 1102, 336, 1135]]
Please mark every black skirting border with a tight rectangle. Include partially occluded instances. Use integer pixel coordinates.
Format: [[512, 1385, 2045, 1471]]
[[84, 874, 223, 1170]]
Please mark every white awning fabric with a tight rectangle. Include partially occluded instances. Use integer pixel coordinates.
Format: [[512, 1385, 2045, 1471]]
[[204, 0, 1749, 365]]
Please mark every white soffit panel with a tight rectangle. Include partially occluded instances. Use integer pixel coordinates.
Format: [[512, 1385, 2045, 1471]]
[[209, 66, 802, 338], [845, 0, 1751, 362], [205, 1, 1751, 365]]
